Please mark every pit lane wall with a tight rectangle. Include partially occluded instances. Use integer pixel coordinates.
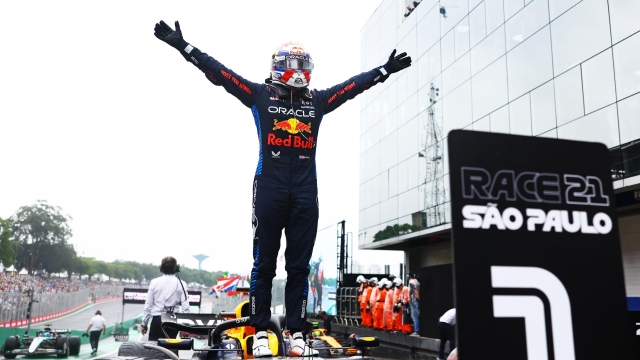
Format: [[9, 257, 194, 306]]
[[0, 315, 142, 348]]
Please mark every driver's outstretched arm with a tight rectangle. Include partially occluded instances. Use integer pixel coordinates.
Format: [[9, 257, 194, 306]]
[[154, 20, 262, 108]]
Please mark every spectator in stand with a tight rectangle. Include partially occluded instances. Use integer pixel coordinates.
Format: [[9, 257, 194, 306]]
[[437, 308, 456, 360], [84, 310, 106, 356], [319, 311, 332, 335], [404, 5, 414, 17], [408, 274, 421, 337]]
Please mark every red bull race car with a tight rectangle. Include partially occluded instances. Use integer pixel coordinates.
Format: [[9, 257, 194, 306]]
[[105, 289, 380, 359], [2, 326, 81, 359]]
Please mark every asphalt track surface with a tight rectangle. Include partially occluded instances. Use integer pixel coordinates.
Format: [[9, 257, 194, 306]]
[[35, 301, 144, 331]]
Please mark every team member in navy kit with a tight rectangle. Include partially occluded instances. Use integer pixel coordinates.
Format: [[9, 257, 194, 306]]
[[154, 20, 411, 357]]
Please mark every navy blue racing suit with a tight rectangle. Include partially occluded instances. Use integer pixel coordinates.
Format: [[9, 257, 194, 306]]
[[175, 42, 389, 332]]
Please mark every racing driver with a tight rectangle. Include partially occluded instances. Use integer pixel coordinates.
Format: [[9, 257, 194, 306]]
[[154, 20, 411, 357]]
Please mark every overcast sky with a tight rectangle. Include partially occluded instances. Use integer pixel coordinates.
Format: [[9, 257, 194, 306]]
[[0, 0, 404, 278]]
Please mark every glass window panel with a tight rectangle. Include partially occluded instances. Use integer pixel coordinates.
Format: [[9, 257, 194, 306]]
[[429, 44, 442, 81], [408, 63, 419, 97], [418, 53, 430, 91], [388, 79, 398, 111], [507, 25, 553, 100], [367, 143, 381, 180], [388, 108, 398, 134], [405, 93, 419, 123], [398, 116, 420, 161], [613, 32, 640, 100], [399, 160, 409, 193], [408, 155, 420, 190], [443, 81, 473, 136], [470, 0, 483, 10], [617, 93, 640, 144], [470, 2, 487, 48], [472, 56, 509, 121], [473, 116, 491, 131], [417, 6, 441, 57], [380, 196, 398, 224], [416, 0, 438, 21], [360, 109, 366, 136], [505, 0, 550, 51], [364, 203, 380, 228], [443, 52, 471, 94], [365, 180, 373, 208], [471, 25, 506, 76], [418, 85, 430, 114], [381, 168, 389, 201], [359, 210, 365, 232], [554, 66, 584, 125], [441, 1, 469, 35], [418, 111, 429, 150], [380, 130, 398, 171], [485, 0, 505, 33], [530, 80, 557, 135], [360, 133, 366, 154], [582, 49, 616, 114], [380, 88, 389, 118], [550, 0, 611, 75], [509, 94, 533, 135], [490, 105, 510, 133], [399, 187, 420, 217], [504, 0, 525, 20], [557, 104, 620, 148], [398, 8, 416, 43], [442, 30, 456, 70], [455, 17, 471, 59], [538, 128, 558, 138], [389, 165, 399, 197], [398, 71, 409, 109], [399, 28, 417, 70], [380, 5, 397, 45], [609, 0, 640, 44], [548, 0, 580, 20], [360, 158, 366, 190], [372, 99, 381, 128], [442, 140, 449, 175], [372, 174, 381, 205], [371, 121, 381, 147]]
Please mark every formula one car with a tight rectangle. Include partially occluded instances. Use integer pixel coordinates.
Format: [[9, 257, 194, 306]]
[[309, 322, 359, 357], [2, 326, 81, 359], [111, 290, 379, 359]]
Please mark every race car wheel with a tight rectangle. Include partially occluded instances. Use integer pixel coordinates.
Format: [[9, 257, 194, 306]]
[[117, 341, 166, 359], [56, 336, 69, 358], [311, 339, 331, 358], [68, 336, 81, 355], [3, 335, 19, 351]]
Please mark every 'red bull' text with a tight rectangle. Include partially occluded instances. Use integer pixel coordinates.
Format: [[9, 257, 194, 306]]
[[267, 134, 314, 148]]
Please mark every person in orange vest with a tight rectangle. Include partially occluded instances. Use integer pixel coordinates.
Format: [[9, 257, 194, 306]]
[[368, 277, 379, 328], [400, 279, 412, 334], [356, 276, 370, 327], [374, 278, 388, 330], [391, 277, 404, 332], [383, 279, 395, 331]]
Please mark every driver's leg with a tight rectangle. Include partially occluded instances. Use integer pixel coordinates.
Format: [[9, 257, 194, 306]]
[[283, 185, 318, 333], [249, 178, 288, 332]]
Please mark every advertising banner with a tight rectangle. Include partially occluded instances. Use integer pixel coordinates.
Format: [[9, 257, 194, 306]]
[[122, 288, 202, 307], [448, 130, 630, 359]]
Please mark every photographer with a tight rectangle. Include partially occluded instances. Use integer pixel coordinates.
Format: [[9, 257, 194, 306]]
[[141, 257, 190, 341], [84, 310, 106, 355]]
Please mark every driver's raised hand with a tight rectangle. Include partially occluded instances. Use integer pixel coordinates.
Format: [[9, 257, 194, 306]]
[[154, 20, 186, 50]]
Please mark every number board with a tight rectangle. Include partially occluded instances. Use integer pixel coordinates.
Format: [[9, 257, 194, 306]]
[[448, 130, 630, 359]]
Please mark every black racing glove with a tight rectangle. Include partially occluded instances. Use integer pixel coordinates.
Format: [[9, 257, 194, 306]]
[[154, 20, 187, 50], [382, 49, 412, 74]]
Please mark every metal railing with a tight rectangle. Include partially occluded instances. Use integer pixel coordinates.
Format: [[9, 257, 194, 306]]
[[0, 288, 90, 324], [335, 287, 360, 326]]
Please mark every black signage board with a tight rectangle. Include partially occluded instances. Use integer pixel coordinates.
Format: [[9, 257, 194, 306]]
[[448, 130, 630, 359], [123, 288, 202, 306]]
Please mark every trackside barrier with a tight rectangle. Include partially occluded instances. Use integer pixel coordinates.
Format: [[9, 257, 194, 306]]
[[94, 296, 121, 304], [335, 287, 360, 326], [0, 315, 143, 349]]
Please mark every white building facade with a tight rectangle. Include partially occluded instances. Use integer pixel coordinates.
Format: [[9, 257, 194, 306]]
[[359, 0, 640, 298]]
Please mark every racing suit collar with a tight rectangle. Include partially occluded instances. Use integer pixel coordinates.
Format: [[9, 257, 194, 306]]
[[265, 81, 313, 100]]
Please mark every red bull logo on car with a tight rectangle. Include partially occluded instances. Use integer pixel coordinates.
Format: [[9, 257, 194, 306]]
[[290, 46, 305, 55], [273, 119, 312, 134]]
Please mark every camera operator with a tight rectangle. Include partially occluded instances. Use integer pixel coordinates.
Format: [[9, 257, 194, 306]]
[[141, 257, 190, 341]]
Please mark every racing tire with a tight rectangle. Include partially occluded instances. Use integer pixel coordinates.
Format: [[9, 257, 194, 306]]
[[68, 336, 81, 356], [117, 341, 166, 359], [56, 336, 69, 358], [311, 339, 331, 358], [3, 336, 19, 351]]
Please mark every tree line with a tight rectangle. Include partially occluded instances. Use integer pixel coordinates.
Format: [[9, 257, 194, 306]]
[[0, 200, 228, 285]]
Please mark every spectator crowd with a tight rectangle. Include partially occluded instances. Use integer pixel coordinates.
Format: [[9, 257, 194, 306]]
[[0, 273, 81, 294]]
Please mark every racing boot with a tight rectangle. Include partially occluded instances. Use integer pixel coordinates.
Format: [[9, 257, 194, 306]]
[[288, 332, 319, 357], [252, 331, 273, 358]]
